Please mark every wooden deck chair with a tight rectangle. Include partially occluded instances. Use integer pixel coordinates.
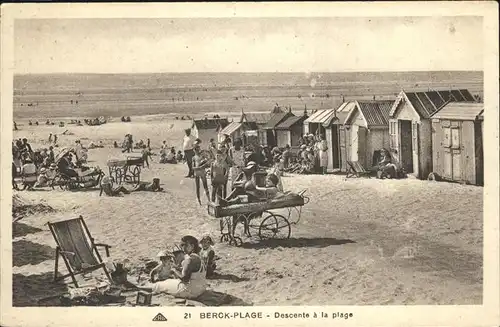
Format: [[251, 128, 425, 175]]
[[48, 215, 112, 287], [346, 160, 372, 178]]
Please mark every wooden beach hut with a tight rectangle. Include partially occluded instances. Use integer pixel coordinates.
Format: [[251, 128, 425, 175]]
[[388, 89, 475, 179], [274, 111, 308, 148], [191, 117, 229, 143], [218, 121, 259, 145], [323, 111, 349, 172], [430, 102, 484, 185], [261, 108, 296, 148], [303, 108, 337, 136], [240, 110, 273, 146], [342, 100, 393, 170], [303, 108, 349, 172]]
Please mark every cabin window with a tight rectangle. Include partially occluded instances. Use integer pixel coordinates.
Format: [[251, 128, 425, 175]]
[[443, 127, 451, 148], [389, 121, 397, 148], [451, 127, 460, 149]]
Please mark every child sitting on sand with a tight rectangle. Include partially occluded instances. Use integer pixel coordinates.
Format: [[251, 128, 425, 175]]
[[149, 250, 175, 282], [200, 236, 217, 278], [34, 168, 50, 188], [165, 148, 177, 164], [176, 150, 184, 162]]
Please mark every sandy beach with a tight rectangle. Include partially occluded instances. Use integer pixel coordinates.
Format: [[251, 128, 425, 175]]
[[12, 118, 483, 306]]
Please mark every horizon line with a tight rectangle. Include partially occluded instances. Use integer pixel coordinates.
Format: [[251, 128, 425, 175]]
[[14, 70, 484, 76]]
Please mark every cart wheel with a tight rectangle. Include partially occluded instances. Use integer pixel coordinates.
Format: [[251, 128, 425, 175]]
[[58, 175, 70, 190], [229, 237, 243, 247], [247, 211, 265, 235], [51, 175, 62, 190], [115, 168, 123, 185], [132, 166, 141, 186], [259, 213, 291, 240]]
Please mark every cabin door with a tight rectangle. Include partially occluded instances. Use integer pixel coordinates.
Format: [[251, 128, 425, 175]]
[[331, 125, 340, 169], [339, 126, 347, 172], [400, 120, 413, 173], [350, 125, 359, 162], [442, 122, 462, 181], [357, 127, 367, 168]]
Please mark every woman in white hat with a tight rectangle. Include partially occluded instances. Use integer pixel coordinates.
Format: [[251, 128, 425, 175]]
[[34, 167, 49, 188]]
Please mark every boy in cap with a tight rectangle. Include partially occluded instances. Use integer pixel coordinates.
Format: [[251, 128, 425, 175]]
[[210, 150, 228, 203], [193, 145, 210, 205]]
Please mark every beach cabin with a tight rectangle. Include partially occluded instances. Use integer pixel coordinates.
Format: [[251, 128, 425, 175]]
[[303, 108, 349, 172], [274, 111, 309, 148], [191, 117, 229, 144], [324, 111, 349, 172], [261, 109, 296, 148], [240, 111, 273, 146], [388, 89, 475, 179], [430, 102, 484, 185], [303, 108, 338, 136], [342, 100, 393, 170], [218, 121, 259, 145]]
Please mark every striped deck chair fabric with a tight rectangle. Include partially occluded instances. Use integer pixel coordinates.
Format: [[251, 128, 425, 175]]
[[48, 216, 112, 287], [346, 160, 372, 178]]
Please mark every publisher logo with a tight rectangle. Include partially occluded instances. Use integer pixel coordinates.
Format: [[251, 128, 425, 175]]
[[152, 313, 168, 322]]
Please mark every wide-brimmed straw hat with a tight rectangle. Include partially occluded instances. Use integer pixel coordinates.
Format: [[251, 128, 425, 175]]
[[156, 250, 172, 258], [39, 168, 47, 174], [49, 163, 57, 169]]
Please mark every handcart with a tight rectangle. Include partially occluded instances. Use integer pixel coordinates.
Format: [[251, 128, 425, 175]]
[[51, 148, 104, 190], [106, 156, 144, 187], [207, 191, 309, 247]]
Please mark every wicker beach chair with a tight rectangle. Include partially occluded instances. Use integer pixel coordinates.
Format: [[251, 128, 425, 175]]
[[48, 215, 112, 287], [346, 160, 372, 178]]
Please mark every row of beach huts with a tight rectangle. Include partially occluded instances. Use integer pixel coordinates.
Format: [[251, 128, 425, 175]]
[[190, 88, 484, 186]]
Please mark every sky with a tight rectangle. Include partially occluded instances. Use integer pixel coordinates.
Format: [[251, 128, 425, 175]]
[[14, 16, 483, 74]]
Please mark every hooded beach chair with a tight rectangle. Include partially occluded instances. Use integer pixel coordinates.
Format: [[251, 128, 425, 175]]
[[48, 215, 112, 287], [346, 160, 372, 178]]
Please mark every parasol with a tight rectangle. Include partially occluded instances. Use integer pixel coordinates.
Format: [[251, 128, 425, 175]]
[[54, 147, 72, 163]]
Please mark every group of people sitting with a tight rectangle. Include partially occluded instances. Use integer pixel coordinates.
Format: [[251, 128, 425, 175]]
[[143, 235, 217, 299], [12, 138, 56, 190], [159, 141, 184, 164]]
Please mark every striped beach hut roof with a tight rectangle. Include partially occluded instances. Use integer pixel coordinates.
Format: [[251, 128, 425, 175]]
[[344, 100, 393, 127], [275, 115, 307, 130], [303, 109, 337, 124], [431, 102, 484, 121], [390, 89, 475, 119]]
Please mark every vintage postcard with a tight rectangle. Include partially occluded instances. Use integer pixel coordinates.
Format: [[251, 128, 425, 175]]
[[1, 2, 499, 327]]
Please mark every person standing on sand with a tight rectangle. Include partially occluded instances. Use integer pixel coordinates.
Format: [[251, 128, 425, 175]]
[[49, 133, 53, 143], [316, 134, 328, 174], [183, 129, 196, 178]]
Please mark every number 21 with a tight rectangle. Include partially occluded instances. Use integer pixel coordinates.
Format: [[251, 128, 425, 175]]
[[184, 313, 192, 319]]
